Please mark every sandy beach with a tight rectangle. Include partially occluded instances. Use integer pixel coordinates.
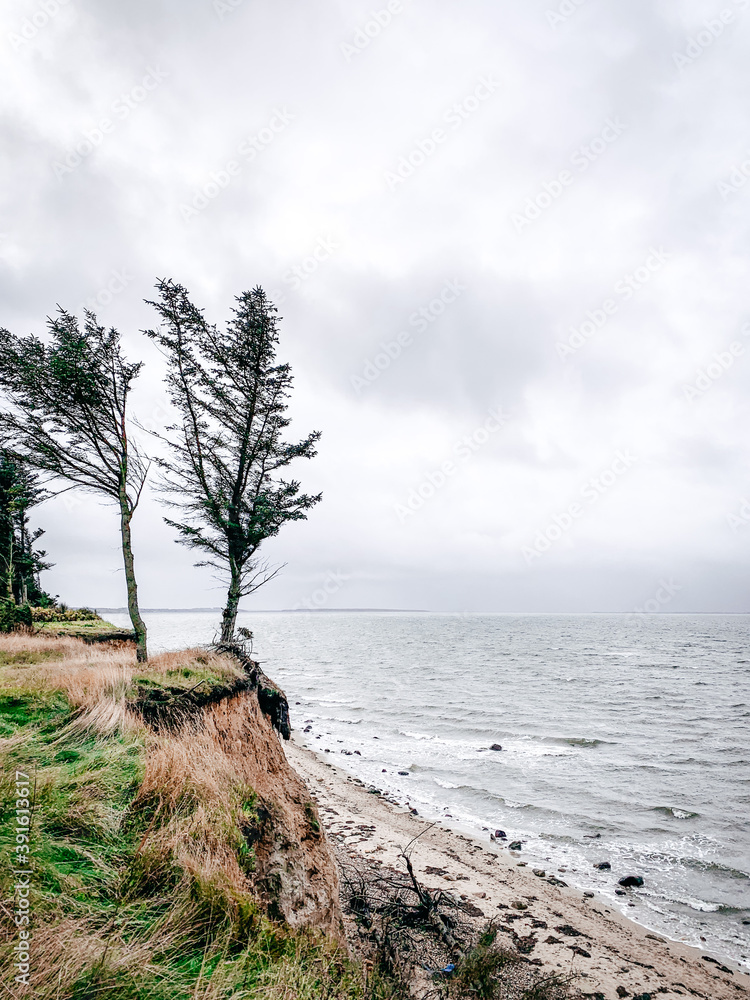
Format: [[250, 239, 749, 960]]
[[285, 735, 750, 1000]]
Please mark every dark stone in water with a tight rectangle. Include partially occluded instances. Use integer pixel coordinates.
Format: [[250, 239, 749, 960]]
[[495, 829, 507, 839], [615, 889, 627, 896], [509, 841, 523, 851], [398, 771, 410, 776], [490, 743, 503, 751], [618, 875, 644, 888], [594, 861, 611, 870]]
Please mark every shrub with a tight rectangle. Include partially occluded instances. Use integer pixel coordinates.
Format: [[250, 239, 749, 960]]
[[449, 933, 520, 1000], [30, 606, 102, 623], [0, 600, 32, 633]]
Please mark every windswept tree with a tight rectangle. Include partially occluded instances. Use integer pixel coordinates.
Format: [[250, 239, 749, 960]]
[[0, 452, 53, 605], [145, 280, 321, 643], [0, 311, 150, 660]]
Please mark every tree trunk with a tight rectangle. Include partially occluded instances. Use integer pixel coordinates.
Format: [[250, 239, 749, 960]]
[[18, 518, 27, 605], [220, 562, 242, 643], [119, 499, 148, 662], [5, 525, 14, 601]]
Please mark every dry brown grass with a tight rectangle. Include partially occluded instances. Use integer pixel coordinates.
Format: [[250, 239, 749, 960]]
[[12, 918, 164, 996], [129, 727, 257, 901], [0, 635, 244, 739], [147, 647, 245, 685], [0, 633, 134, 701], [0, 631, 90, 659], [135, 729, 245, 816]]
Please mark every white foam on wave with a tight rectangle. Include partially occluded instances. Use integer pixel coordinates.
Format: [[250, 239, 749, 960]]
[[308, 697, 357, 707], [657, 892, 722, 913], [510, 742, 575, 758]]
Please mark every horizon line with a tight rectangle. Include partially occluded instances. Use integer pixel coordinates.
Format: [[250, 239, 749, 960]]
[[93, 607, 750, 615]]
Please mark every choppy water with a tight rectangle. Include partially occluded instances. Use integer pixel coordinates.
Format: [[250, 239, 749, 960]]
[[106, 610, 750, 969]]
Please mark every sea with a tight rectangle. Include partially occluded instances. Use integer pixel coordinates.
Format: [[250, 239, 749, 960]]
[[104, 609, 750, 970]]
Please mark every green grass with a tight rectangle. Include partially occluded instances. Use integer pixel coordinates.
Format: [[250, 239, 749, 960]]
[[0, 691, 69, 736], [0, 702, 145, 913], [133, 653, 246, 697], [36, 619, 131, 637], [0, 649, 65, 666]]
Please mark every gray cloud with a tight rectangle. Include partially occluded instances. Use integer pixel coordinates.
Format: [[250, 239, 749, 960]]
[[1, 0, 749, 611]]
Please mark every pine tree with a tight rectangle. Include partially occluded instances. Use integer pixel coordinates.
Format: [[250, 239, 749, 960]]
[[0, 311, 149, 659], [145, 280, 321, 642]]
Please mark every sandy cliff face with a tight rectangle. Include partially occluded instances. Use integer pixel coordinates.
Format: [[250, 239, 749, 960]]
[[200, 691, 344, 941]]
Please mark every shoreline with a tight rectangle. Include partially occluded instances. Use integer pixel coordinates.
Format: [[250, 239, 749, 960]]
[[285, 734, 750, 1000]]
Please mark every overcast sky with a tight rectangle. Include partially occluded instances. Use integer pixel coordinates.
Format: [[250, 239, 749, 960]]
[[1, 0, 749, 613]]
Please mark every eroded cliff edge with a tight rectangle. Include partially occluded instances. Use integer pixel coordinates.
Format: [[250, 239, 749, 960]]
[[129, 643, 345, 941]]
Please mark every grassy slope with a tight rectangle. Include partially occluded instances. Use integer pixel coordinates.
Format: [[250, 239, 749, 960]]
[[0, 636, 398, 1000], [28, 606, 133, 640], [35, 616, 135, 640]]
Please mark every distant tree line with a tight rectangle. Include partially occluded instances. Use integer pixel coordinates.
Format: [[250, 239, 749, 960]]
[[0, 283, 321, 660]]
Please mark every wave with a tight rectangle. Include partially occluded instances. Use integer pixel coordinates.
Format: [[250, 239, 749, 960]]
[[650, 806, 701, 820], [306, 697, 358, 707], [646, 891, 723, 913], [680, 858, 750, 880], [560, 737, 612, 748]]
